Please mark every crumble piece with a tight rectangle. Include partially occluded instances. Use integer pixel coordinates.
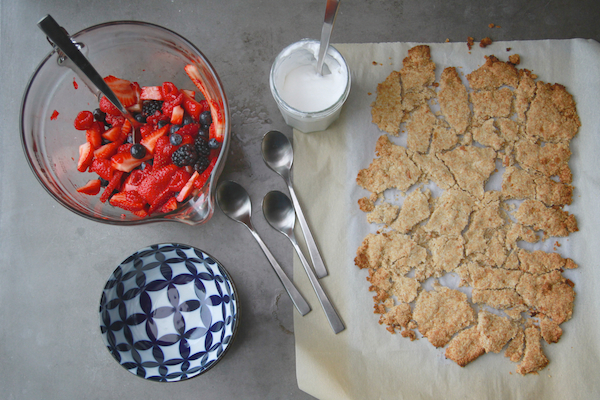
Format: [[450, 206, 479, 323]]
[[515, 69, 537, 124], [456, 262, 523, 290], [505, 328, 525, 362], [371, 71, 404, 134], [413, 284, 476, 348], [515, 199, 578, 237], [412, 152, 456, 189], [515, 140, 572, 183], [509, 54, 520, 65], [516, 270, 575, 324], [464, 195, 505, 256], [496, 117, 520, 143], [406, 104, 436, 153], [358, 196, 375, 212], [470, 87, 513, 123], [479, 37, 493, 48], [466, 55, 519, 90], [438, 67, 471, 135], [472, 288, 525, 310], [400, 45, 436, 93], [424, 188, 475, 236], [439, 145, 496, 199], [472, 119, 505, 150], [355, 231, 427, 276], [390, 188, 431, 233], [445, 327, 485, 367], [356, 135, 422, 194], [390, 274, 420, 303], [539, 316, 563, 344], [517, 249, 575, 275], [502, 167, 573, 206], [525, 82, 581, 143], [379, 303, 412, 332], [516, 326, 549, 375], [477, 310, 519, 353], [367, 202, 399, 225], [429, 235, 465, 274], [430, 124, 459, 153]]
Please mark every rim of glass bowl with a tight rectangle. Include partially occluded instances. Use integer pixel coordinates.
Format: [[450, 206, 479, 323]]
[[20, 21, 230, 225], [269, 39, 351, 119]]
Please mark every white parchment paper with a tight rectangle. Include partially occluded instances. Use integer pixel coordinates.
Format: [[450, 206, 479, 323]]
[[290, 39, 600, 400]]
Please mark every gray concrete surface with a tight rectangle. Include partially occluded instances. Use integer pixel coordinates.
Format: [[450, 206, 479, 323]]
[[1, 1, 599, 399]]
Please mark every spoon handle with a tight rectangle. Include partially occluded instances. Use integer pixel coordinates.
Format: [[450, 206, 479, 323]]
[[287, 183, 328, 278], [247, 226, 312, 316], [38, 15, 139, 141], [316, 0, 341, 75], [290, 234, 345, 334]]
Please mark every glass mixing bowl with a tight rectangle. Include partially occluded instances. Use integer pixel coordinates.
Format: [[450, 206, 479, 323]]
[[21, 21, 230, 225]]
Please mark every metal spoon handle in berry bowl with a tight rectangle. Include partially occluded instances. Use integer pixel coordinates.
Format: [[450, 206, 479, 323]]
[[37, 14, 140, 142]]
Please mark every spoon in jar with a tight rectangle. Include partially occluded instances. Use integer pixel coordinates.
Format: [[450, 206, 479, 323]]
[[37, 14, 141, 144], [263, 190, 345, 334], [216, 180, 311, 316], [261, 130, 328, 279], [315, 0, 341, 75]]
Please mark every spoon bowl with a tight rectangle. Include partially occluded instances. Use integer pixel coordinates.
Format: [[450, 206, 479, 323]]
[[262, 131, 328, 278], [263, 191, 345, 334], [216, 181, 311, 316]]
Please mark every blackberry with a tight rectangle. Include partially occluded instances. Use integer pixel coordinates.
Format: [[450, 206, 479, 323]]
[[208, 138, 221, 149], [171, 144, 198, 167], [170, 133, 183, 146], [194, 136, 211, 158], [197, 124, 209, 138], [199, 110, 212, 126], [182, 114, 194, 126], [193, 156, 210, 173], [142, 100, 163, 116]]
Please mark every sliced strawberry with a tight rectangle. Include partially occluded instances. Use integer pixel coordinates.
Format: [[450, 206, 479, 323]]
[[117, 143, 133, 154], [74, 110, 94, 130], [169, 168, 192, 192], [105, 113, 125, 127], [161, 82, 180, 101], [162, 92, 183, 118], [86, 123, 103, 149], [153, 136, 177, 169], [90, 158, 113, 181], [140, 124, 154, 138], [104, 75, 137, 107], [171, 105, 184, 125], [140, 125, 169, 153], [159, 197, 179, 213], [101, 126, 123, 142], [94, 141, 121, 160], [122, 169, 145, 192], [181, 89, 195, 99], [182, 90, 202, 121], [132, 209, 149, 218], [148, 189, 174, 215], [137, 164, 178, 204], [146, 110, 169, 128], [140, 86, 164, 100], [100, 170, 124, 203], [77, 142, 94, 172], [111, 151, 152, 173], [77, 179, 102, 195], [109, 190, 147, 212], [178, 122, 200, 137], [181, 133, 195, 146], [176, 171, 200, 202], [99, 96, 121, 116], [185, 64, 225, 142], [193, 157, 217, 190]]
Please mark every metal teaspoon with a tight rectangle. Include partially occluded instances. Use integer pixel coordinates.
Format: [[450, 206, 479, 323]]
[[261, 130, 328, 279], [316, 0, 341, 75], [38, 15, 141, 143], [216, 180, 311, 316], [263, 191, 345, 334]]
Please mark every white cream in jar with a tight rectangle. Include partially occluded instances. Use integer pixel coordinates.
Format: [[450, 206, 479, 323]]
[[270, 39, 351, 133]]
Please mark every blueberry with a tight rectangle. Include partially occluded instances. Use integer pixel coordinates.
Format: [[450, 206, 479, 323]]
[[198, 125, 209, 138], [170, 124, 181, 134], [157, 119, 169, 129], [182, 114, 194, 126], [199, 110, 212, 126], [170, 133, 183, 146], [208, 138, 221, 149], [130, 143, 147, 159], [134, 113, 146, 123]]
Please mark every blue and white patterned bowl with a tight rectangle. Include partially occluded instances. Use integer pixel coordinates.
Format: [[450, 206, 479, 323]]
[[99, 243, 239, 382]]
